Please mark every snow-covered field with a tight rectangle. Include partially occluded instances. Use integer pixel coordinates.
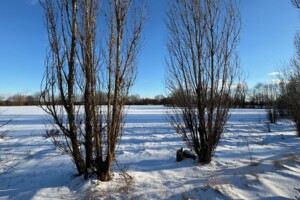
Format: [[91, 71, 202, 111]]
[[0, 106, 300, 200]]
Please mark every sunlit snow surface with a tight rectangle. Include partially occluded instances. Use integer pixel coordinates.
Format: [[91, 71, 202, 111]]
[[0, 106, 299, 199]]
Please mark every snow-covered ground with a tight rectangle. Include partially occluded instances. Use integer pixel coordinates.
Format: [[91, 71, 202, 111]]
[[0, 106, 299, 199]]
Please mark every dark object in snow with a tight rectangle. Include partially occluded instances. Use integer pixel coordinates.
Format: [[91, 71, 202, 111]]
[[176, 148, 196, 162], [176, 148, 184, 162]]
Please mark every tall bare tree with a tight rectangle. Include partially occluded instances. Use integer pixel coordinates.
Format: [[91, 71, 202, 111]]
[[40, 0, 86, 175], [280, 61, 300, 136], [264, 82, 280, 123], [277, 0, 300, 136], [40, 0, 145, 181], [235, 82, 248, 108], [166, 0, 241, 163], [95, 0, 145, 181], [281, 74, 300, 136], [76, 0, 100, 178]]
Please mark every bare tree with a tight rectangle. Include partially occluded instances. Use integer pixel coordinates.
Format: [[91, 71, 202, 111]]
[[97, 0, 145, 181], [264, 83, 280, 123], [280, 63, 300, 135], [165, 0, 241, 163], [249, 83, 267, 108], [40, 0, 145, 181], [281, 75, 300, 136], [235, 82, 248, 108], [277, 0, 300, 136], [40, 0, 86, 175], [74, 0, 101, 178]]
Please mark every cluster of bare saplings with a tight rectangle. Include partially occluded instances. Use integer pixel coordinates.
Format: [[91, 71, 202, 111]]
[[2, 0, 297, 183], [40, 0, 145, 181]]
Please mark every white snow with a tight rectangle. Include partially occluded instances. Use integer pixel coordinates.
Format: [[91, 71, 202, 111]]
[[0, 106, 299, 199]]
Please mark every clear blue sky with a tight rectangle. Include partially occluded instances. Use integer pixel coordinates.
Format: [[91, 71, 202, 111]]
[[0, 0, 299, 98]]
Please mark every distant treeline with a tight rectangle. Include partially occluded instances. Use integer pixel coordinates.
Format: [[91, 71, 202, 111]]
[[0, 93, 40, 106], [0, 93, 172, 106], [0, 82, 287, 109]]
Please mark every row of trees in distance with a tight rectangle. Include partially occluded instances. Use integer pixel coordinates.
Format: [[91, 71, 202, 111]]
[[0, 81, 287, 108], [0, 82, 289, 108]]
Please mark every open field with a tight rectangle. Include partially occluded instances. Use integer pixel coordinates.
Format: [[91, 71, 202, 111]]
[[0, 106, 300, 199]]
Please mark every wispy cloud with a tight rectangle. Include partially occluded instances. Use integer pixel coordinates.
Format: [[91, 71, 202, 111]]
[[268, 71, 282, 76], [270, 79, 281, 84]]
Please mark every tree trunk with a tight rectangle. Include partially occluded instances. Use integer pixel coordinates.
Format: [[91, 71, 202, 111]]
[[70, 133, 85, 175], [98, 153, 113, 182]]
